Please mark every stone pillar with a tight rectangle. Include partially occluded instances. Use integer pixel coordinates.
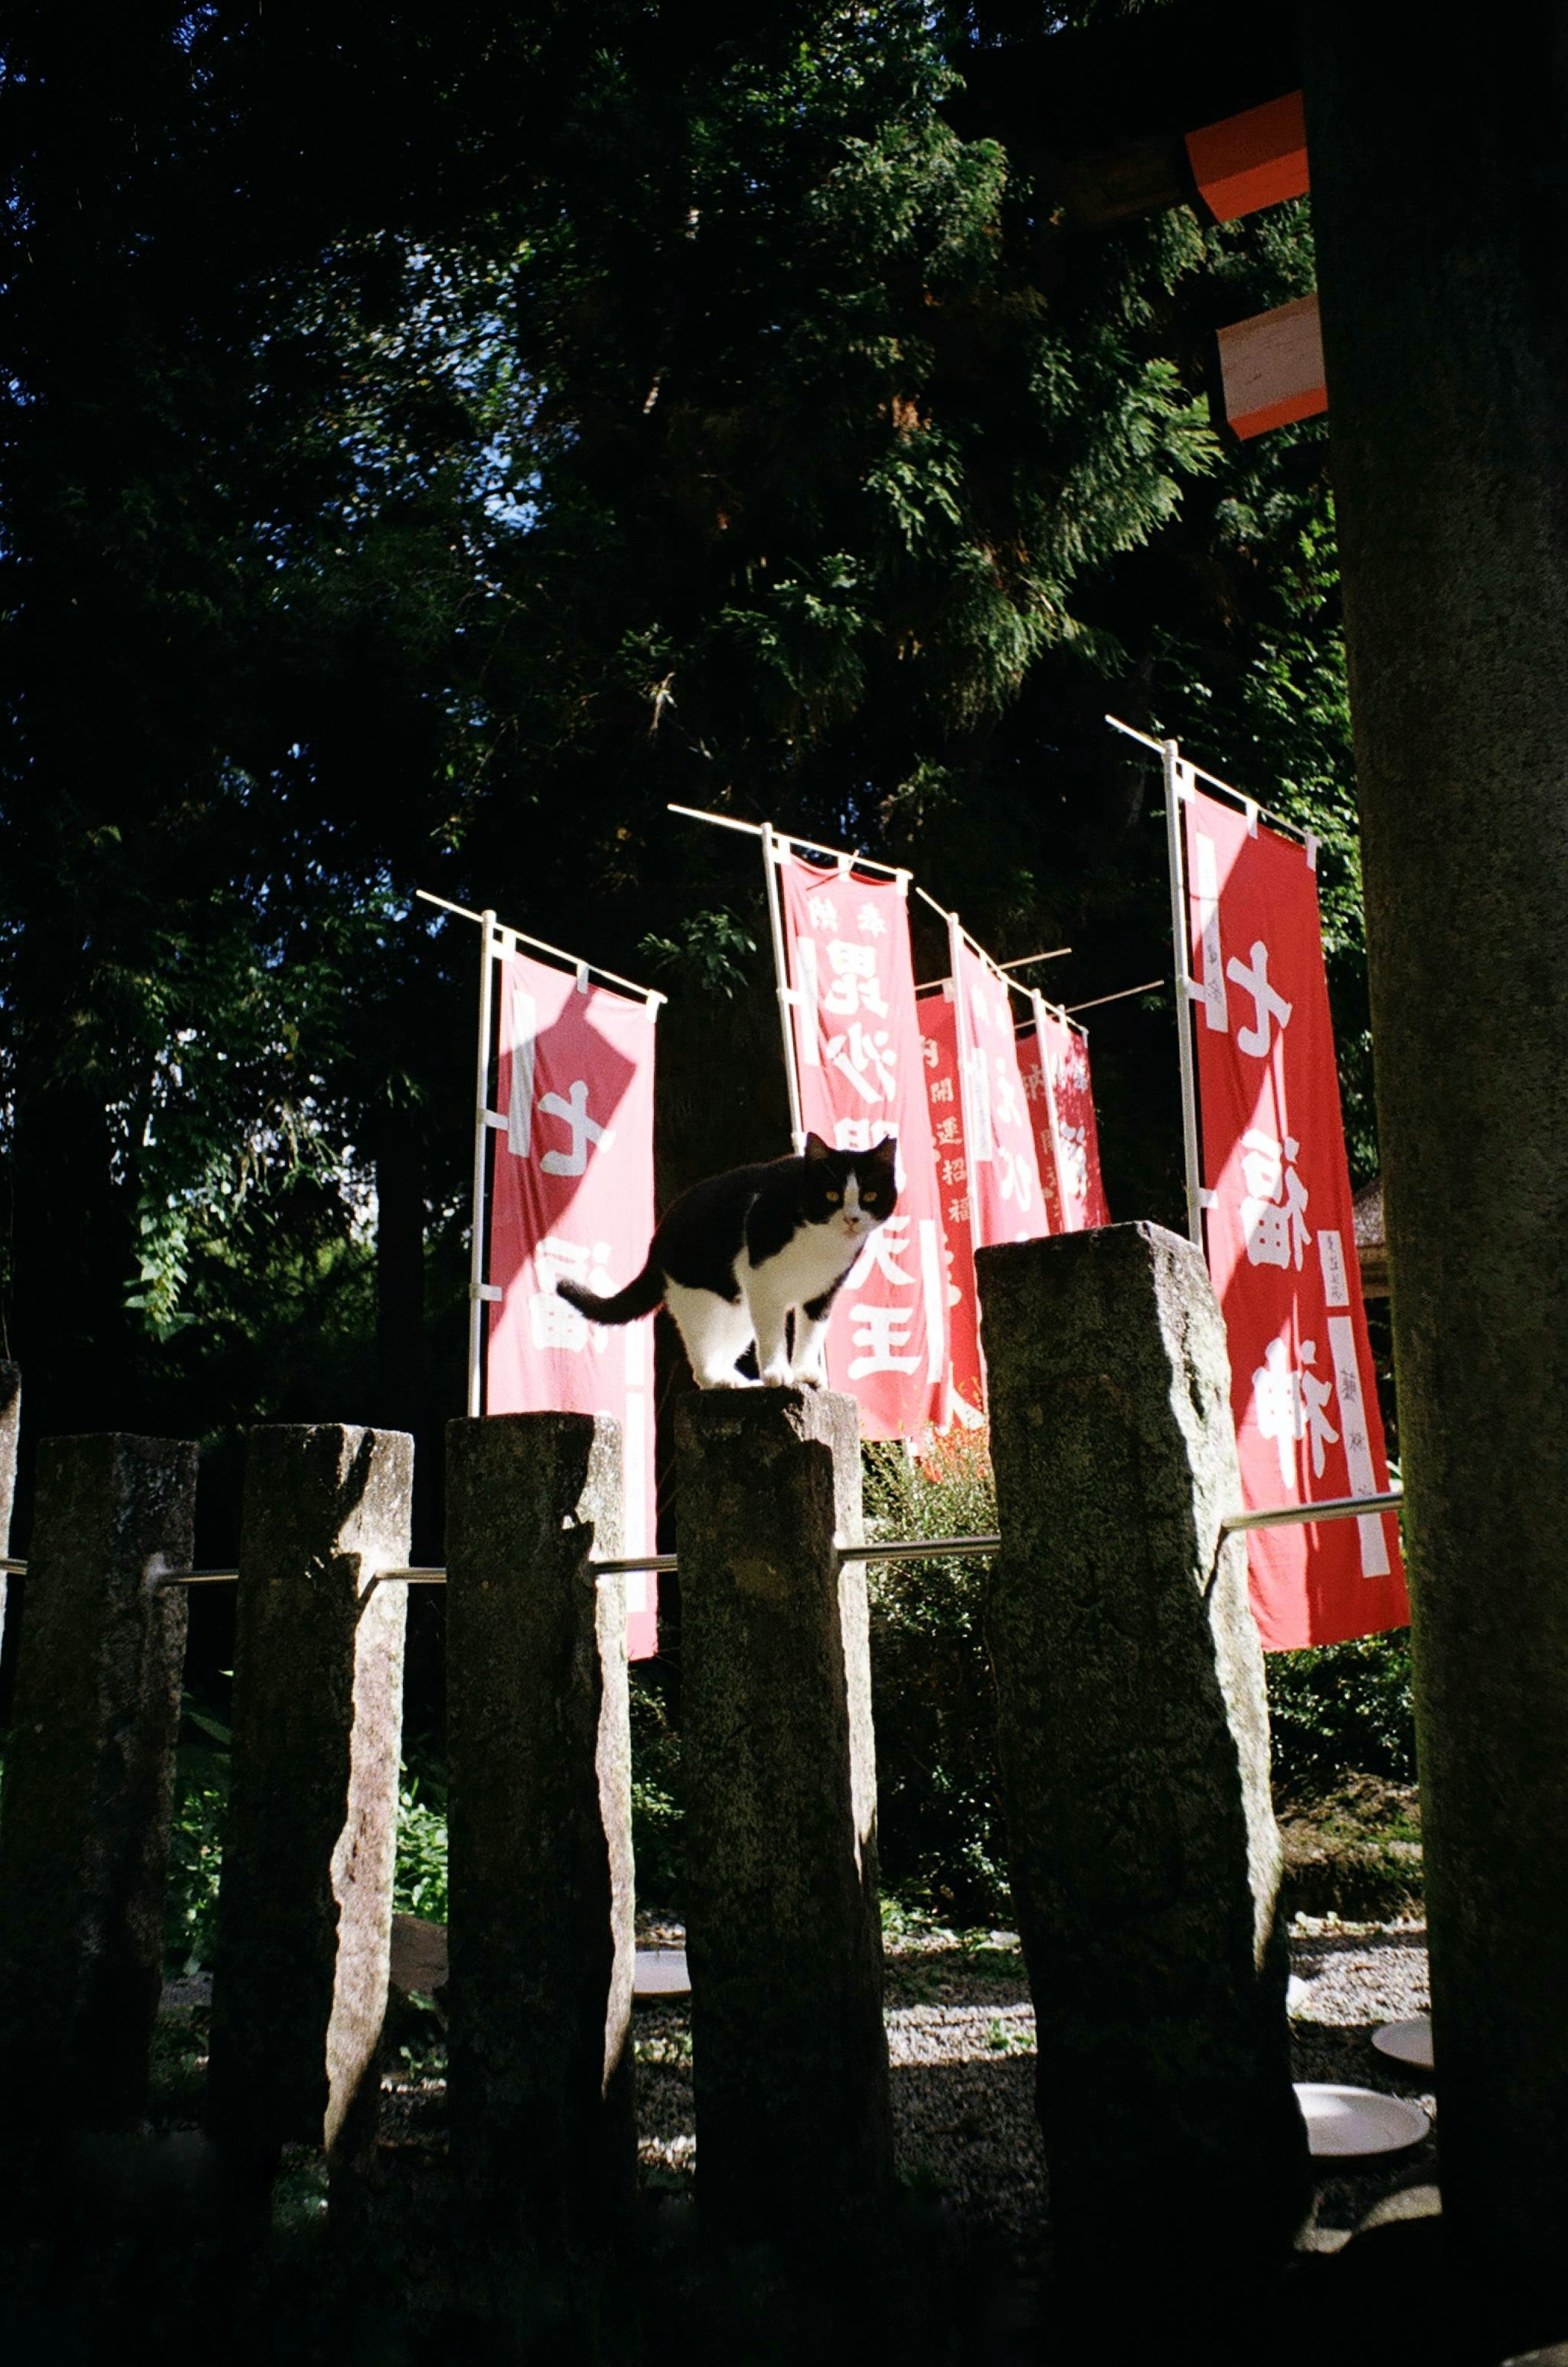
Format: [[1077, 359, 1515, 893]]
[[0, 1362, 18, 1663], [676, 1388, 891, 2235], [206, 1425, 410, 2168], [1303, 14, 1568, 2305], [0, 1433, 196, 2128], [976, 1226, 1309, 2278], [444, 1413, 636, 2258]]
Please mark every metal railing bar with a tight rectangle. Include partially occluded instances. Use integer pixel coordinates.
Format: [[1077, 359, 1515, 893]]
[[1221, 1489, 1403, 1536], [848, 1534, 1000, 1563], [3, 1498, 1404, 1585]]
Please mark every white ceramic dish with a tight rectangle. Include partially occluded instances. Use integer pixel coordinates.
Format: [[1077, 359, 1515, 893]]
[[1294, 2082, 1430, 2158], [635, 1946, 690, 2000], [1371, 2016, 1435, 2071]]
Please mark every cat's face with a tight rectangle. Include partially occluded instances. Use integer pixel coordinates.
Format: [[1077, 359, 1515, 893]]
[[801, 1134, 898, 1244]]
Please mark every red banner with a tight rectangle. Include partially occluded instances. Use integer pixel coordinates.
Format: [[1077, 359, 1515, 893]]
[[1018, 1010, 1112, 1233], [1183, 780, 1408, 1650], [486, 949, 660, 1659], [916, 985, 984, 1424], [951, 936, 1047, 1247], [778, 855, 949, 1437]]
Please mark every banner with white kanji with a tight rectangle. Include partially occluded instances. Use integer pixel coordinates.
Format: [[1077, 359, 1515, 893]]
[[1183, 778, 1408, 1650], [916, 983, 984, 1425], [778, 856, 949, 1437], [951, 936, 1046, 1248], [487, 949, 660, 1659], [1018, 1011, 1112, 1233]]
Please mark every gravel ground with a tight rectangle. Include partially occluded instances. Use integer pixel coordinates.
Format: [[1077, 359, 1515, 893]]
[[1287, 1914, 1437, 2241], [626, 1913, 1437, 2255], [176, 1907, 1439, 2262]]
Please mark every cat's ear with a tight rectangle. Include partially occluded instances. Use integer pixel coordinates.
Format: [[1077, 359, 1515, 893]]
[[863, 1133, 898, 1169], [803, 1132, 834, 1165]]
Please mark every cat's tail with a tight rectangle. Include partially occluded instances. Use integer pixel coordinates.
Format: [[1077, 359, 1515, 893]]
[[556, 1257, 664, 1326]]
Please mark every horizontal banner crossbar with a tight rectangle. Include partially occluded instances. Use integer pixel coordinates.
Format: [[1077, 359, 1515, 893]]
[[1104, 713, 1312, 847], [414, 889, 666, 1006]]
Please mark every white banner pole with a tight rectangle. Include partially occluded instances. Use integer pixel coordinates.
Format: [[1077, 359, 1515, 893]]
[[947, 912, 987, 1270], [467, 909, 498, 1417], [1162, 739, 1205, 1249], [1029, 986, 1073, 1232], [760, 821, 808, 1153]]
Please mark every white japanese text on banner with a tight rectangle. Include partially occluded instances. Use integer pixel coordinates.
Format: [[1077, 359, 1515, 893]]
[[1183, 779, 1408, 1650], [951, 938, 1047, 1249], [1018, 1012, 1112, 1233], [486, 949, 660, 1658], [779, 857, 949, 1437], [917, 984, 984, 1425]]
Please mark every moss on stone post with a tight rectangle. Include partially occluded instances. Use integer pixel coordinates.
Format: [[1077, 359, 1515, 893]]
[[977, 1225, 1309, 2281], [206, 1424, 411, 2172], [0, 1432, 196, 2130], [676, 1387, 891, 2237], [444, 1412, 636, 2265]]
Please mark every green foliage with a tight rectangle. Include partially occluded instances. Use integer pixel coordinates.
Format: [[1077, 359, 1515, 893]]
[[167, 1741, 230, 1976], [393, 1768, 450, 1924], [1265, 1628, 1416, 1801], [159, 1692, 688, 1958], [863, 1429, 1011, 1925], [628, 1659, 686, 1911], [162, 1703, 457, 1970], [638, 909, 759, 1003]]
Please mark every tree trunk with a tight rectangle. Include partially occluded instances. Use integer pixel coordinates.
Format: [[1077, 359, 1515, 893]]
[[1304, 7, 1568, 2318]]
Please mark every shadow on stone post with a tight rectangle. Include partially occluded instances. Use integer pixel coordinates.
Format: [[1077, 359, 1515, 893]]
[[976, 1225, 1310, 2293], [444, 1412, 636, 2313], [677, 1388, 891, 2242], [205, 1424, 411, 2226], [0, 1433, 196, 2157]]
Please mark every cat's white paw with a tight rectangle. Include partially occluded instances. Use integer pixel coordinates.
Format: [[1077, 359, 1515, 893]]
[[760, 1362, 792, 1387]]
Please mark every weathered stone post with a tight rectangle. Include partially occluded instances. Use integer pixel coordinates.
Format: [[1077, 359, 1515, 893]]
[[1304, 15, 1568, 2314], [976, 1226, 1309, 2279], [206, 1425, 410, 2175], [676, 1388, 891, 2235], [0, 1433, 196, 2129], [0, 1362, 18, 1662], [444, 1413, 636, 2260]]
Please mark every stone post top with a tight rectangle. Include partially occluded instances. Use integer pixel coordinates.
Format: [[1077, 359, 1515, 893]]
[[976, 1219, 1203, 1287], [246, 1422, 412, 1446], [446, 1410, 622, 1444], [675, 1386, 858, 1447], [35, 1431, 199, 1464], [976, 1221, 1231, 1403]]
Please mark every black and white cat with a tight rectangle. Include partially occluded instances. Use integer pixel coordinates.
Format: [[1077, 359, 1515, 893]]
[[555, 1133, 898, 1389]]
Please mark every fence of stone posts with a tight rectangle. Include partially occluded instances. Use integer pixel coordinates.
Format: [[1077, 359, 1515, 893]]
[[0, 1225, 1311, 2284]]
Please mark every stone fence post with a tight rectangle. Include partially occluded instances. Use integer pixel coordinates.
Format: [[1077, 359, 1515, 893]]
[[206, 1425, 411, 2177], [976, 1225, 1310, 2281], [0, 1433, 196, 2132], [0, 1362, 18, 1661], [676, 1388, 891, 2236], [444, 1413, 636, 2266]]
